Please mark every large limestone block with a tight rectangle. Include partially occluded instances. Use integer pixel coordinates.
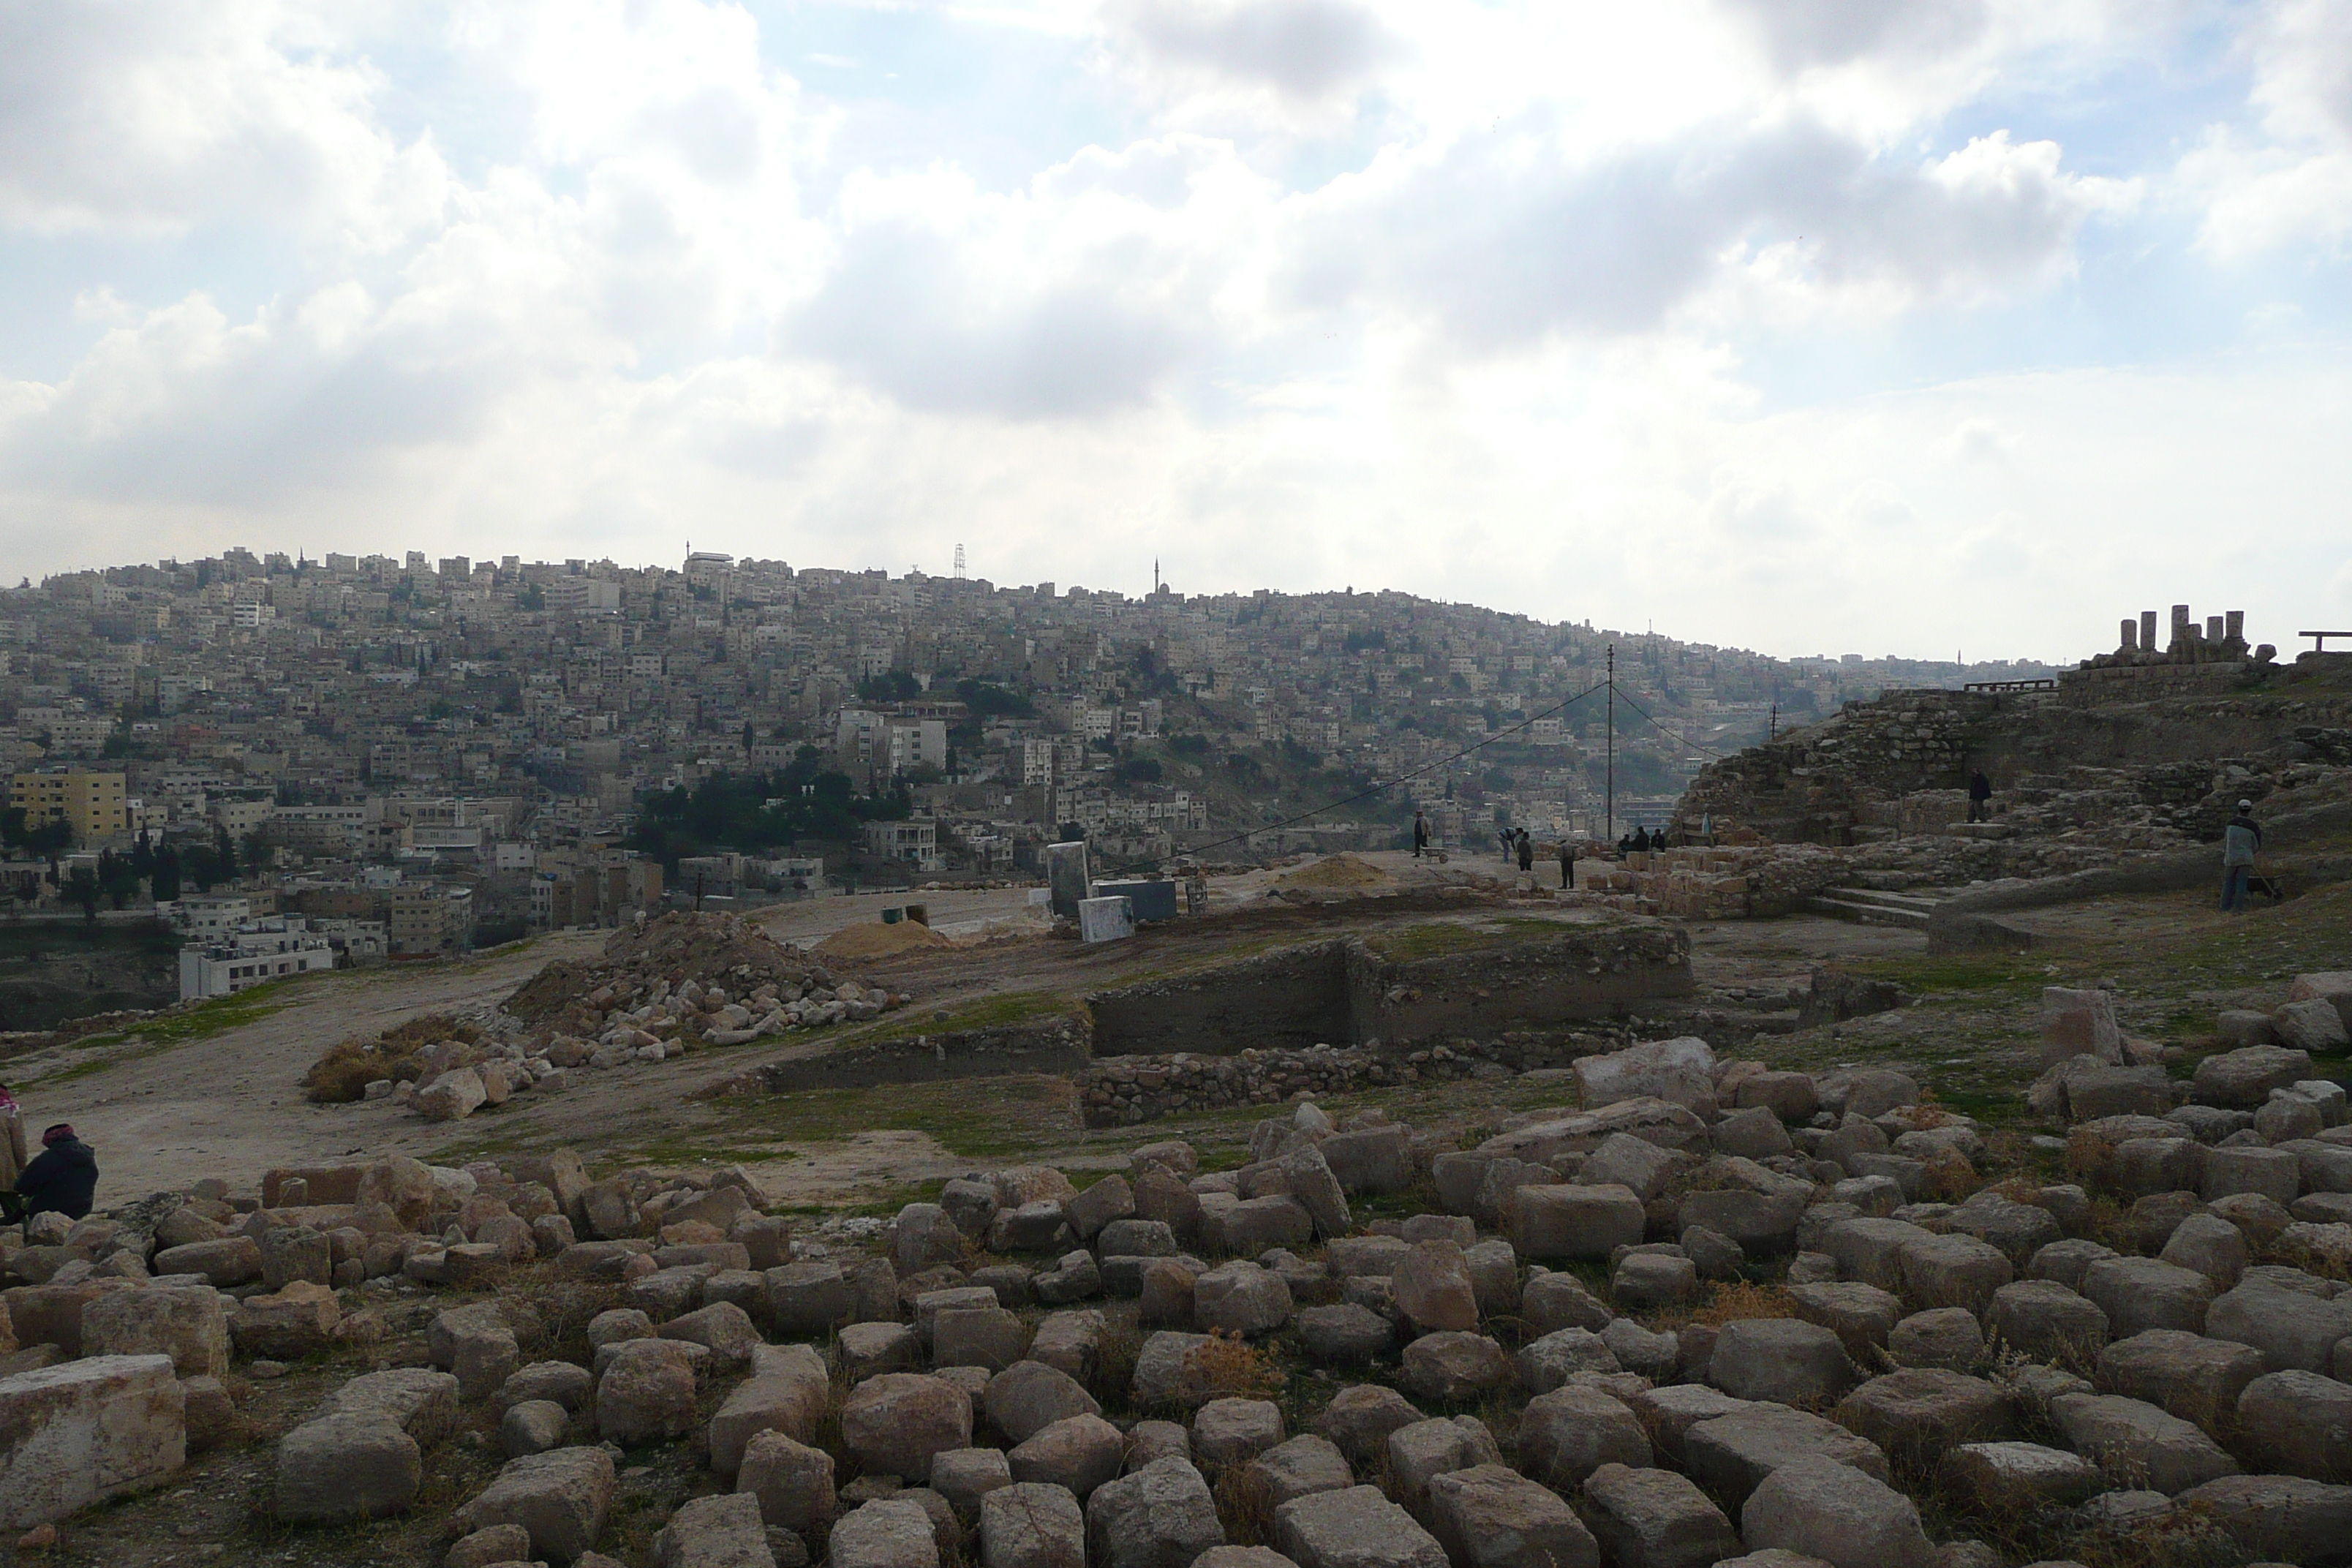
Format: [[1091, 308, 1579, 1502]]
[[2201, 1145, 2302, 1204], [598, 1340, 701, 1445], [2174, 1474, 2352, 1567], [2235, 1369, 2352, 1480], [1937, 1441, 2100, 1509], [1391, 1243, 1478, 1334], [1009, 1414, 1124, 1499], [2192, 1045, 2313, 1108], [1193, 1398, 1284, 1468], [1505, 1185, 1643, 1262], [842, 1373, 974, 1481], [737, 1429, 835, 1531], [1574, 1463, 1737, 1568], [1274, 1484, 1447, 1568], [1829, 1371, 2011, 1466], [1684, 1405, 1888, 1509], [0, 1355, 184, 1529], [1708, 1319, 1854, 1406], [1315, 1385, 1425, 1466], [2046, 1392, 2239, 1495], [709, 1343, 829, 1479], [1398, 1333, 1511, 1405], [317, 1366, 461, 1447], [1986, 1281, 2108, 1362], [2095, 1330, 2263, 1433], [654, 1490, 774, 1568], [1385, 1417, 1501, 1515], [1516, 1387, 1649, 1492], [2204, 1279, 2352, 1371], [1084, 1456, 1223, 1568], [274, 1411, 419, 1523], [1425, 1463, 1599, 1568], [981, 1481, 1085, 1568], [451, 1445, 618, 1562], [1244, 1434, 1352, 1507], [1896, 1233, 2011, 1316], [1574, 1037, 1717, 1117], [1196, 1262, 1293, 1336], [987, 1361, 1102, 1446], [834, 1499, 943, 1568], [1739, 1455, 1935, 1568], [2080, 1256, 2215, 1338], [80, 1285, 230, 1378], [149, 1236, 263, 1288]]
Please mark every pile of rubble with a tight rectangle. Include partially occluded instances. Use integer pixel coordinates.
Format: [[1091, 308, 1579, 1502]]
[[347, 915, 918, 1119], [7, 976, 2352, 1567]]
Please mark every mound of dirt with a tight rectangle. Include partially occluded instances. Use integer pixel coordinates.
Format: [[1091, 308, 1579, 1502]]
[[1278, 853, 1396, 891], [814, 919, 953, 961]]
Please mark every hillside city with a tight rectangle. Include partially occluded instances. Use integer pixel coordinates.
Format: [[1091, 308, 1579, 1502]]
[[1, 547, 2053, 1004]]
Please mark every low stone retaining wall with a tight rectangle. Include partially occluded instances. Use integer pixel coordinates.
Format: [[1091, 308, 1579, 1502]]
[[750, 1014, 1091, 1093], [1075, 1028, 1636, 1127]]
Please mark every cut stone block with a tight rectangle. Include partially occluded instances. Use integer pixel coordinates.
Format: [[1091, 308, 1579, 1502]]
[[1738, 1455, 1935, 1568], [1516, 1386, 1651, 1492], [2046, 1392, 2241, 1495], [1574, 1463, 1737, 1568], [2095, 1330, 2263, 1433], [0, 1354, 184, 1530], [450, 1446, 617, 1563], [1683, 1404, 1888, 1509], [980, 1481, 1085, 1568], [1708, 1319, 1854, 1406], [1084, 1457, 1223, 1568], [1425, 1463, 1599, 1568], [1274, 1484, 1448, 1568]]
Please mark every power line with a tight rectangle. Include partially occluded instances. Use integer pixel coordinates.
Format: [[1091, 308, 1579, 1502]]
[[1184, 676, 1614, 859], [1613, 687, 1733, 760]]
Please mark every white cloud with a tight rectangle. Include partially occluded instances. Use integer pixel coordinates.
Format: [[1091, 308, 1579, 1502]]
[[2187, 0, 2352, 256]]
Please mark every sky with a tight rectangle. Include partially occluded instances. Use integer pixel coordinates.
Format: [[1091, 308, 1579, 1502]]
[[1, 0, 2348, 663]]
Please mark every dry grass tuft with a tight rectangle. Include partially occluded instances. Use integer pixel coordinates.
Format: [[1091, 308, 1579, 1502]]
[[301, 1011, 479, 1103], [1213, 1461, 1279, 1546], [1688, 1280, 1800, 1326], [1189, 1330, 1288, 1403]]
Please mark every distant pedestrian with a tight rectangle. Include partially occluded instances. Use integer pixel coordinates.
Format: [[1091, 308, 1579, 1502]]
[[1558, 837, 1575, 889], [1515, 829, 1534, 883], [13, 1124, 97, 1226], [1967, 769, 1994, 823], [1632, 825, 1651, 853], [1617, 832, 1632, 856], [1412, 810, 1429, 858], [1499, 827, 1514, 862], [0, 1083, 27, 1199], [1700, 812, 1713, 846], [2221, 798, 2262, 913]]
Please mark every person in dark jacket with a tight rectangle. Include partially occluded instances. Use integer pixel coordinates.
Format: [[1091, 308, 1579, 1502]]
[[1967, 769, 1994, 823], [1412, 810, 1429, 858], [1515, 829, 1534, 885], [1558, 837, 1575, 889], [15, 1124, 97, 1224]]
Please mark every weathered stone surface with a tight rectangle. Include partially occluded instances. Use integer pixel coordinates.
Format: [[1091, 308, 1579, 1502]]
[[2080, 1256, 2215, 1338], [1298, 1305, 1392, 1365], [1244, 1434, 1352, 1507], [1578, 1134, 1686, 1202], [2204, 1278, 2352, 1371], [1514, 1327, 1621, 1393], [2157, 1211, 2250, 1287], [1818, 1218, 1931, 1293], [1314, 1385, 1424, 1466], [1575, 1463, 1738, 1568], [1831, 1371, 2011, 1466], [1789, 1281, 1904, 1353], [1084, 1457, 1223, 1568], [1896, 1233, 2012, 1316], [2193, 1046, 2314, 1109], [451, 1446, 617, 1562], [980, 1481, 1085, 1568], [1709, 1319, 1855, 1406], [314, 1366, 460, 1446], [2046, 1392, 2240, 1495], [1384, 1416, 1501, 1515], [985, 1362, 1101, 1447], [1938, 1440, 2100, 1509], [1275, 1484, 1448, 1568], [1610, 1252, 1698, 1311], [1506, 1185, 1644, 1261], [1426, 1464, 1599, 1568], [739, 1430, 836, 1531], [274, 1410, 415, 1524], [1517, 1386, 1650, 1491], [1597, 1318, 1677, 1382], [655, 1491, 773, 1568], [2095, 1330, 2263, 1433], [1186, 1397, 1279, 1469], [1684, 1404, 1887, 1509], [1398, 1333, 1511, 1405], [1213, 1197, 1315, 1257], [2235, 1369, 2352, 1480], [1028, 1311, 1106, 1383], [1519, 1272, 1613, 1337], [710, 1344, 830, 1480], [1677, 1189, 1805, 1257], [1986, 1281, 2107, 1362], [1009, 1414, 1125, 1499], [598, 1338, 700, 1445], [1575, 1037, 1717, 1117], [833, 1499, 942, 1568], [843, 1374, 975, 1481], [79, 1286, 230, 1378], [2174, 1474, 2352, 1566], [1392, 1243, 1480, 1334], [1886, 1308, 1983, 1371], [1740, 1455, 1934, 1568], [935, 1307, 1033, 1373], [1196, 1262, 1293, 1337]]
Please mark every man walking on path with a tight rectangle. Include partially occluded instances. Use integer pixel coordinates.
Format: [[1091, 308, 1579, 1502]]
[[1413, 810, 1429, 858], [1967, 768, 1994, 823], [2221, 799, 2262, 912]]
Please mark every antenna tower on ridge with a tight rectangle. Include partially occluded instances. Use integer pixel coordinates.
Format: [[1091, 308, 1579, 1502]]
[[954, 543, 966, 580]]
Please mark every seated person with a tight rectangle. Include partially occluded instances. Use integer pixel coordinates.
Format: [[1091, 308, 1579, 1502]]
[[13, 1124, 98, 1224]]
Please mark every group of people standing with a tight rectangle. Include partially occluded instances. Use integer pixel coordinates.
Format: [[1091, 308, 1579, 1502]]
[[0, 1082, 99, 1231]]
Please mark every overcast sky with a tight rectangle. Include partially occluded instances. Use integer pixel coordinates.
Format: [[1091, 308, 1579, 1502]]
[[2, 1, 2348, 661]]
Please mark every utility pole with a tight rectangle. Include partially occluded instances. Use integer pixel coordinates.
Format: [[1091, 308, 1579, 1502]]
[[1768, 703, 1778, 742], [1605, 643, 1616, 845]]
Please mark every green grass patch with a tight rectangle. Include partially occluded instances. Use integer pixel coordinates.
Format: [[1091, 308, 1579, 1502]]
[[23, 984, 295, 1086], [849, 988, 1086, 1044]]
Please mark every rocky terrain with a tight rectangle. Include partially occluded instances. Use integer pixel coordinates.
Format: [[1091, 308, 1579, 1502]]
[[4, 967, 2350, 1568]]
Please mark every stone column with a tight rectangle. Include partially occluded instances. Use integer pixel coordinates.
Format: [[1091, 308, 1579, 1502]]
[[2225, 610, 2244, 644], [1046, 840, 1090, 919], [2119, 618, 2138, 651], [2206, 615, 2225, 644], [2140, 611, 2158, 652]]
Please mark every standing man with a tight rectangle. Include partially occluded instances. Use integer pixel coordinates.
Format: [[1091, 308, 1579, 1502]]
[[1515, 829, 1534, 886], [1558, 836, 1575, 889], [1967, 768, 1994, 823], [1412, 810, 1429, 859], [2221, 799, 2262, 913]]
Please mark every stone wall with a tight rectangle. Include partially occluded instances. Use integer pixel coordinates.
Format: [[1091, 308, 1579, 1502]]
[[750, 1013, 1092, 1093]]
